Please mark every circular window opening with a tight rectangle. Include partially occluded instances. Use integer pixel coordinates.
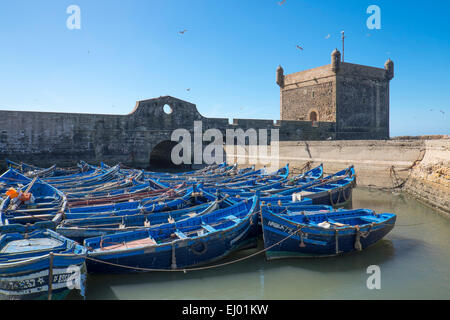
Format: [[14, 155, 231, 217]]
[[163, 104, 173, 115]]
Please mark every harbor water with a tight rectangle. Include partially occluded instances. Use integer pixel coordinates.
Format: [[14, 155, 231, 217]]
[[70, 187, 450, 300]]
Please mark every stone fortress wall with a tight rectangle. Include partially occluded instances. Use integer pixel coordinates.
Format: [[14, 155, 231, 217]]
[[0, 96, 336, 170]]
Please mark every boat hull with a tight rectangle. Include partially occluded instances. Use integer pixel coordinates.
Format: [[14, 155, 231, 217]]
[[262, 210, 396, 259], [86, 215, 258, 274], [0, 254, 86, 300]]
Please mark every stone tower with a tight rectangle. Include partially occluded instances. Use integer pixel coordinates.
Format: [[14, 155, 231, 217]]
[[277, 49, 394, 139]]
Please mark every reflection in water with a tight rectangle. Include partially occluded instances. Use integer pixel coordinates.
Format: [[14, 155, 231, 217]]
[[73, 187, 450, 300]]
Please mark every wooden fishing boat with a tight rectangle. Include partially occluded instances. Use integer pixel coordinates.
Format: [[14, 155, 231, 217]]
[[0, 228, 87, 300], [213, 166, 355, 207], [83, 195, 259, 273], [0, 221, 56, 235], [0, 180, 67, 226], [260, 204, 396, 259], [61, 186, 215, 220], [210, 164, 321, 193], [57, 199, 231, 243], [47, 165, 121, 190], [0, 168, 32, 194], [143, 163, 234, 180], [261, 166, 355, 207], [66, 184, 170, 206], [6, 159, 87, 178]]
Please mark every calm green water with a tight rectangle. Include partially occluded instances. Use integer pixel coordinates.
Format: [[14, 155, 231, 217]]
[[70, 187, 450, 300]]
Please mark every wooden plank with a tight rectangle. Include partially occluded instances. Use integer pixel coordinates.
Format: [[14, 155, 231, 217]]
[[202, 225, 216, 233], [174, 231, 188, 240]]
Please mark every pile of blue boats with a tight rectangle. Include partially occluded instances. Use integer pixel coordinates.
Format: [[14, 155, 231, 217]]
[[0, 160, 396, 299]]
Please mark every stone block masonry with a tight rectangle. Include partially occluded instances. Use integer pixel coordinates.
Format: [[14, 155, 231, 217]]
[[277, 49, 393, 140]]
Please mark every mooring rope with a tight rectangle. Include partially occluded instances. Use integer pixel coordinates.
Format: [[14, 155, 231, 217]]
[[85, 228, 299, 273], [291, 161, 312, 178]]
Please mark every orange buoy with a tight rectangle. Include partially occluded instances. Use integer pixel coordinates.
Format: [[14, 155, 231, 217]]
[[6, 188, 19, 199]]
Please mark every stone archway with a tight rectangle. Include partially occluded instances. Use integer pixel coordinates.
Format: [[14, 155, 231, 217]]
[[148, 140, 192, 172]]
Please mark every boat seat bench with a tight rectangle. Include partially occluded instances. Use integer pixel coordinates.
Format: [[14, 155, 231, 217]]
[[174, 231, 188, 239], [202, 225, 216, 233]]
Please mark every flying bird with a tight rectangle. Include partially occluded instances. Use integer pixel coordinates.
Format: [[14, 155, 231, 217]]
[[186, 88, 191, 91], [296, 45, 303, 51], [440, 110, 445, 115], [278, 0, 286, 5], [178, 29, 188, 35], [325, 34, 331, 39]]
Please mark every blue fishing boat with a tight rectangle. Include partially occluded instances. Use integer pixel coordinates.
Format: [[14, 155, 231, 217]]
[[213, 164, 321, 193], [260, 204, 396, 259], [0, 180, 67, 226], [0, 168, 32, 194], [83, 195, 259, 273], [57, 199, 231, 243], [6, 159, 85, 178], [61, 186, 216, 220], [0, 229, 87, 300], [214, 166, 355, 207]]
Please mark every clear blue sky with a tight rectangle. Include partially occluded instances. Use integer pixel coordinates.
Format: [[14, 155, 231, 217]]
[[0, 0, 449, 136]]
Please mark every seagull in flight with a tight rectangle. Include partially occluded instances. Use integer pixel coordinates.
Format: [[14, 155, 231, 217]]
[[178, 29, 188, 35], [278, 0, 286, 5], [296, 45, 304, 51], [325, 34, 331, 39], [186, 88, 191, 91]]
